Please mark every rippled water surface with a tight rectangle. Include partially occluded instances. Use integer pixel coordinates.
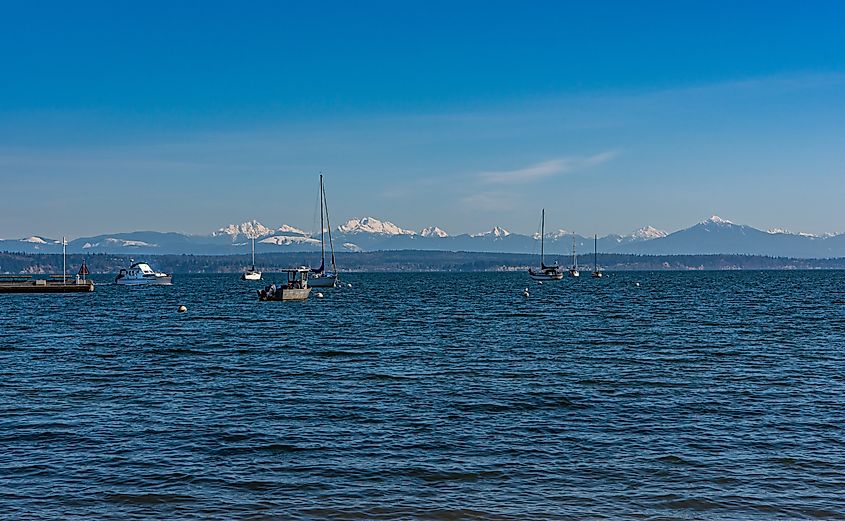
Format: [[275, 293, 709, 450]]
[[1, 271, 844, 519]]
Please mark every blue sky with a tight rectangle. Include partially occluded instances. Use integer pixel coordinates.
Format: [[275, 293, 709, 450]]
[[1, 1, 844, 238]]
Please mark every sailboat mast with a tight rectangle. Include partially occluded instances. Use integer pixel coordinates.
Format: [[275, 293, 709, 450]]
[[572, 234, 577, 269], [251, 237, 255, 269], [322, 176, 337, 272], [540, 209, 545, 266], [62, 236, 66, 284], [594, 234, 597, 272], [319, 174, 325, 267]]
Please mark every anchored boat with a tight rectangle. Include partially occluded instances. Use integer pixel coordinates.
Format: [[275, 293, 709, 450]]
[[241, 236, 262, 281], [115, 261, 172, 285], [528, 209, 564, 281], [309, 174, 340, 288], [591, 234, 603, 278], [569, 234, 580, 277], [258, 268, 312, 301]]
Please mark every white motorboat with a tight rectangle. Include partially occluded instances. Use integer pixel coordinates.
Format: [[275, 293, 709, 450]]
[[528, 209, 564, 281], [258, 267, 311, 301], [115, 261, 172, 285], [309, 174, 340, 288], [241, 237, 262, 281]]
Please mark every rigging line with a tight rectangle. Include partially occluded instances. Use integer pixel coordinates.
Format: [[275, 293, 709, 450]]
[[311, 185, 321, 238], [322, 175, 338, 271], [319, 173, 325, 264], [531, 210, 542, 258]]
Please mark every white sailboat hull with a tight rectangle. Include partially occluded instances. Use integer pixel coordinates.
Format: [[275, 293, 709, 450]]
[[308, 274, 338, 287]]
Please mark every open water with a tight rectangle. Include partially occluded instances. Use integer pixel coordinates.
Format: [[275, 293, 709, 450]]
[[1, 271, 843, 520]]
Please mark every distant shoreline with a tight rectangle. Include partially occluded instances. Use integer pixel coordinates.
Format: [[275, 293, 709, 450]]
[[2, 250, 845, 274]]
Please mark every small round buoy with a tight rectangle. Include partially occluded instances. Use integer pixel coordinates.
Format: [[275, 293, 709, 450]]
[[316, 292, 324, 298], [523, 288, 530, 297], [537, 281, 543, 285], [635, 282, 640, 287], [177, 305, 187, 313], [347, 283, 352, 288]]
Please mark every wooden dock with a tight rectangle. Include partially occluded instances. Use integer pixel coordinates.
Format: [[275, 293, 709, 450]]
[[0, 276, 94, 293]]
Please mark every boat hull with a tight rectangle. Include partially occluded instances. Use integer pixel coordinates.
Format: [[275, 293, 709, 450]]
[[258, 287, 311, 301], [308, 274, 337, 287], [528, 270, 564, 281], [116, 275, 172, 286], [241, 271, 262, 281]]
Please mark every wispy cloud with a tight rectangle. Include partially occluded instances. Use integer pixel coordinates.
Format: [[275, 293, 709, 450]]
[[477, 151, 618, 184], [459, 191, 516, 211]]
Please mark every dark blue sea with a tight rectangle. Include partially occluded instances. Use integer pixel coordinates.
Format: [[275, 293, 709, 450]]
[[1, 272, 843, 520]]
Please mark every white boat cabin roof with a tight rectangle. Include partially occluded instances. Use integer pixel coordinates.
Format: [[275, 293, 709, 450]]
[[129, 262, 155, 274]]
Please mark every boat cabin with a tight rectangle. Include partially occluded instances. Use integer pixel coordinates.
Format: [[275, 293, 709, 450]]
[[126, 262, 156, 276], [281, 267, 310, 288], [258, 267, 311, 301]]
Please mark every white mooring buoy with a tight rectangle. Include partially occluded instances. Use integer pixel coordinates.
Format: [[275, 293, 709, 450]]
[[635, 282, 640, 287], [316, 292, 324, 298], [177, 305, 187, 313], [523, 287, 530, 297], [347, 283, 352, 288]]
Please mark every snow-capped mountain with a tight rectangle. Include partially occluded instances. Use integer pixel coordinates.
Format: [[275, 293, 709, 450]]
[[420, 226, 449, 238], [701, 215, 733, 226], [277, 224, 309, 236], [83, 238, 157, 249], [767, 228, 833, 238], [471, 226, 511, 238], [2, 215, 843, 257], [21, 236, 54, 244], [630, 225, 668, 240], [214, 220, 275, 241], [259, 235, 320, 246], [338, 217, 416, 236], [532, 228, 574, 240], [618, 215, 842, 257]]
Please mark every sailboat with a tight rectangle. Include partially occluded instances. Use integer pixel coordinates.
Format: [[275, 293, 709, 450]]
[[591, 234, 603, 278], [569, 234, 580, 277], [241, 236, 262, 281], [528, 209, 564, 281], [309, 174, 339, 288]]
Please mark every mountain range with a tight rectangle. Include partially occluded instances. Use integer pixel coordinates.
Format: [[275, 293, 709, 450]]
[[2, 216, 843, 259]]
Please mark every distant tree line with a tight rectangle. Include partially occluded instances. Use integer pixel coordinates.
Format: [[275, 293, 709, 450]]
[[2, 250, 845, 275]]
